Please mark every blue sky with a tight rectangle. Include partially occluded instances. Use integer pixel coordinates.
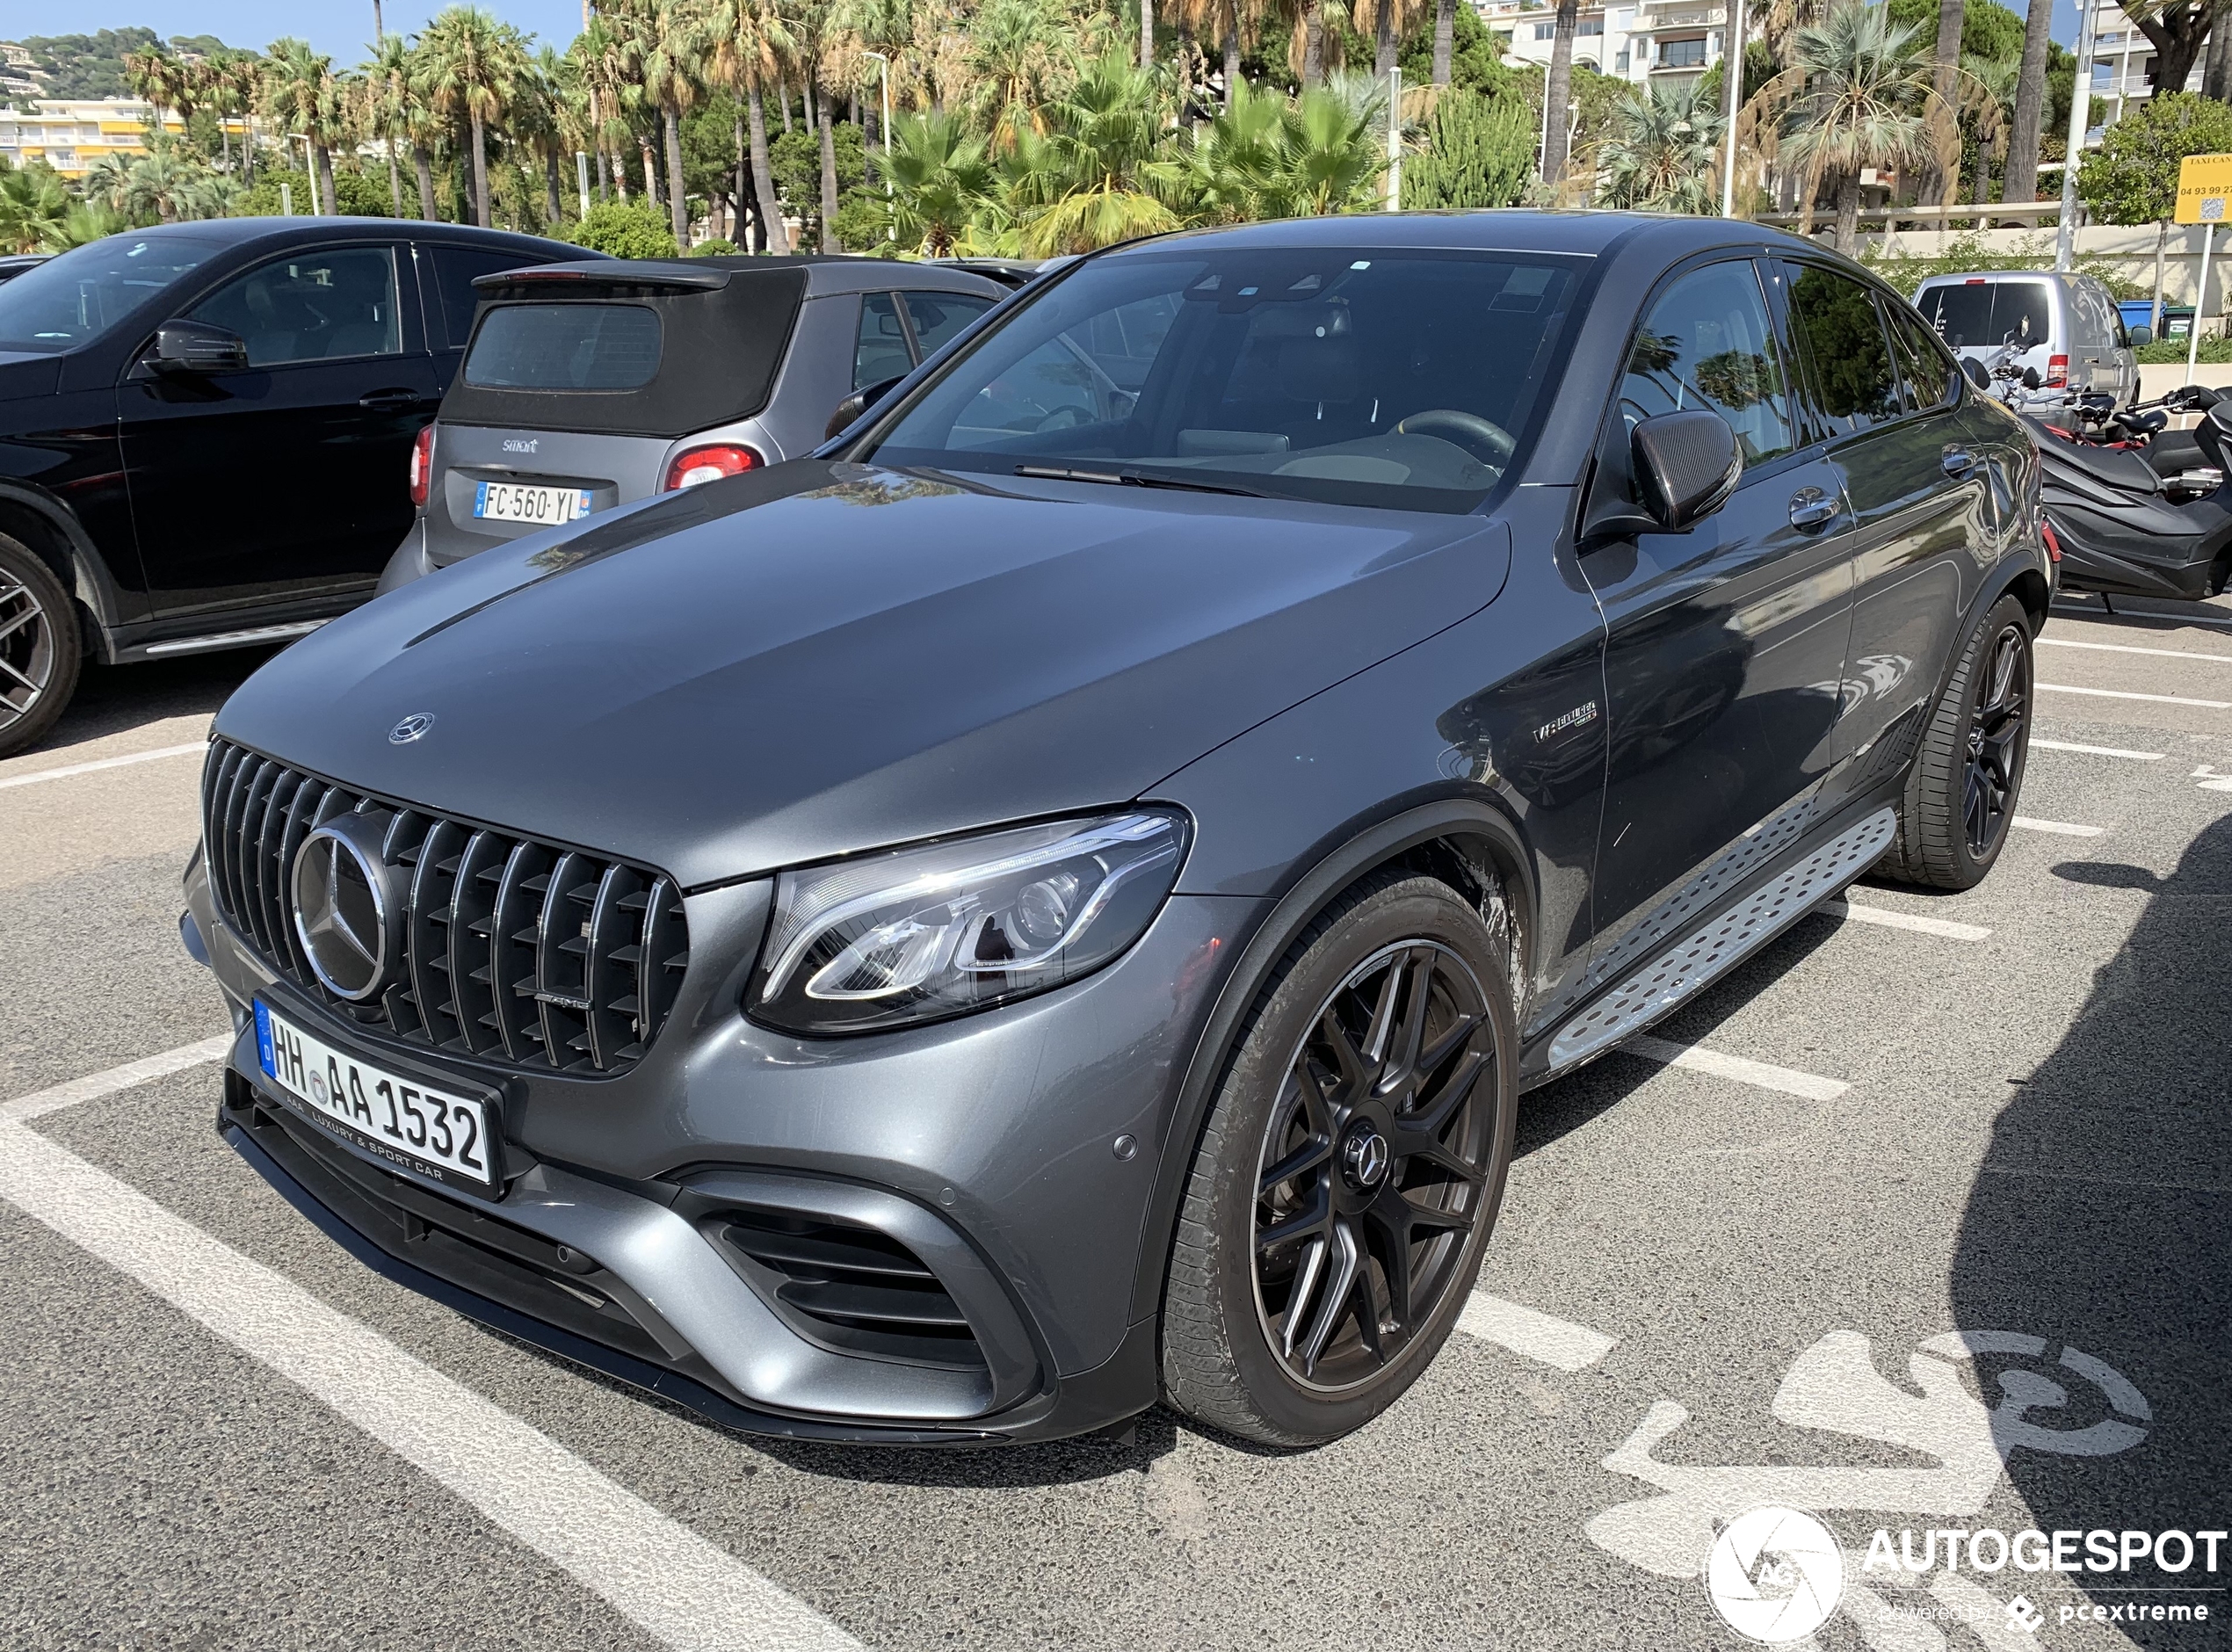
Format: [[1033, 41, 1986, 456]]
[[0, 0, 2090, 64], [0, 1, 585, 61]]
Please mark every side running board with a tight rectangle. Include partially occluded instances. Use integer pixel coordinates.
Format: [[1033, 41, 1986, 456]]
[[1546, 807, 1897, 1073]]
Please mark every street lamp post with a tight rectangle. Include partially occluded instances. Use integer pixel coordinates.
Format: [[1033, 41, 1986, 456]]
[[862, 50, 894, 242], [1719, 0, 1744, 217], [576, 151, 591, 221], [2054, 0, 2098, 271], [290, 134, 319, 214]]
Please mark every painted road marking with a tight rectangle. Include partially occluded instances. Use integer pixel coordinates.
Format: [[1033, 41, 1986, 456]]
[[2031, 737, 2164, 761], [0, 1119, 861, 1652], [1620, 1035, 1850, 1101], [2035, 637, 2232, 664], [1822, 899, 1990, 942], [0, 1034, 231, 1124], [2013, 816, 2108, 837], [1458, 1293, 1618, 1372], [2035, 683, 2231, 709], [0, 741, 207, 791]]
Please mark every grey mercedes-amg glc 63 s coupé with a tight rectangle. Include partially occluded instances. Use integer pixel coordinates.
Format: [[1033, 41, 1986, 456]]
[[183, 212, 2048, 1447]]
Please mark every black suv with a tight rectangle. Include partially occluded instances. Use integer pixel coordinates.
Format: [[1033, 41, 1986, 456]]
[[0, 218, 586, 756]]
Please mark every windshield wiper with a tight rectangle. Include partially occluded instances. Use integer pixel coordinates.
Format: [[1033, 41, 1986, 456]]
[[1014, 464, 1272, 499]]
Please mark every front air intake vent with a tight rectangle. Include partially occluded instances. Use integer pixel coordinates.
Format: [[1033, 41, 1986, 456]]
[[714, 1212, 987, 1370], [202, 740, 690, 1076]]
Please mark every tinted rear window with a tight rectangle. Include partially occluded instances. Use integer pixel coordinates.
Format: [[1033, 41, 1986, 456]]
[[465, 303, 663, 390], [1916, 280, 2050, 350]]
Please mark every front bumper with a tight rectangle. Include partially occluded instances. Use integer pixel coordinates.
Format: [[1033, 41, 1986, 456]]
[[186, 851, 1263, 1445]]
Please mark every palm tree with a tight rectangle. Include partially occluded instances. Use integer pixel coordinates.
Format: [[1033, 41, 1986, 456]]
[[363, 34, 417, 214], [1431, 0, 1455, 85], [967, 0, 1087, 144], [1542, 0, 1580, 185], [124, 47, 183, 131], [226, 54, 265, 183], [886, 108, 994, 250], [1962, 50, 2016, 221], [263, 38, 343, 214], [123, 136, 221, 221], [419, 6, 527, 228], [1353, 0, 1416, 78], [571, 15, 634, 202], [0, 166, 69, 253], [635, 0, 712, 248], [1741, 2, 1962, 252], [1929, 0, 1963, 206], [1001, 51, 1180, 253], [1598, 77, 1726, 213], [2001, 0, 2051, 208], [709, 0, 798, 253]]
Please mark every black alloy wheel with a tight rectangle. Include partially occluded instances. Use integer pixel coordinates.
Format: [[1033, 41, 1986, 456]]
[[1252, 941, 1494, 1390], [0, 534, 78, 759], [1880, 592, 2033, 892], [1963, 620, 2029, 858], [1161, 873, 1518, 1446]]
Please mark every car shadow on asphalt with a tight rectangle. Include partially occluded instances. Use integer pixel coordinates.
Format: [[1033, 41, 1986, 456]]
[[1948, 815, 2231, 1645], [24, 648, 278, 759]]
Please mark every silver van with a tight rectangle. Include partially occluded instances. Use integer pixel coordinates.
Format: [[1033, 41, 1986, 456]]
[[1910, 270, 2140, 404], [380, 256, 1006, 591]]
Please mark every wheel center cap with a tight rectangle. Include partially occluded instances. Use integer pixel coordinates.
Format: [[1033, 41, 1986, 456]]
[[1342, 1127, 1391, 1191]]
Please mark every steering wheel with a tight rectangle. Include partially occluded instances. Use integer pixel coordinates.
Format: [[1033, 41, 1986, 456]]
[[1394, 409, 1517, 465], [1033, 405, 1091, 432]]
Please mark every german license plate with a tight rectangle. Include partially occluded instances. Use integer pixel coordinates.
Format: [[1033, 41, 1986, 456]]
[[473, 480, 592, 525], [254, 999, 497, 1194]]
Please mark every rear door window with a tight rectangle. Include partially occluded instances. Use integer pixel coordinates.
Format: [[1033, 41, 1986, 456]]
[[187, 245, 402, 366], [1784, 264, 1902, 437], [854, 293, 915, 388], [899, 290, 994, 357], [1886, 307, 1953, 410], [429, 244, 540, 350], [464, 303, 663, 389]]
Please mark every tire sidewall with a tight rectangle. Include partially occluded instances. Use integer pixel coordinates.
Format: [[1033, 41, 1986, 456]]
[[1946, 595, 2034, 883], [1192, 878, 1519, 1443]]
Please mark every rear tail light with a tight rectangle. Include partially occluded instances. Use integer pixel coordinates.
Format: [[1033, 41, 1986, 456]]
[[2046, 354, 2069, 388], [2040, 518, 2062, 563], [663, 443, 761, 491], [408, 424, 434, 507]]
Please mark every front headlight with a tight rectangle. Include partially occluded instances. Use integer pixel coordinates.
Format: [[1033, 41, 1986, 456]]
[[750, 810, 1190, 1035]]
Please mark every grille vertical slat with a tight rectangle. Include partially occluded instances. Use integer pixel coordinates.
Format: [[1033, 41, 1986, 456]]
[[409, 818, 469, 1047], [199, 741, 685, 1076]]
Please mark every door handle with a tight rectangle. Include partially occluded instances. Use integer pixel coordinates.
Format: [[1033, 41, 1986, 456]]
[[1942, 446, 1975, 475], [359, 389, 426, 411], [1789, 488, 1837, 530]]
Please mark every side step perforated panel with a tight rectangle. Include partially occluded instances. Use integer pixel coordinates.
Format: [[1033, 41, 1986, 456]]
[[1547, 807, 1897, 1072]]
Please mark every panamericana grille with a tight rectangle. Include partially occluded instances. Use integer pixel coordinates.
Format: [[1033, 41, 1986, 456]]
[[203, 740, 689, 1076]]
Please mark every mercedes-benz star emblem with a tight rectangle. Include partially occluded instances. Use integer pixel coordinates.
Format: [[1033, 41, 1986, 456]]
[[293, 823, 392, 1001], [389, 712, 435, 744], [1344, 1129, 1390, 1190]]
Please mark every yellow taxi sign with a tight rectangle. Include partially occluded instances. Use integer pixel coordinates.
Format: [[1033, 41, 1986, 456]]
[[2175, 153, 2232, 223]]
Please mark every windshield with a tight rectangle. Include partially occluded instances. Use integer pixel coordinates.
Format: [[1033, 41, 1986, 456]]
[[861, 247, 1586, 513], [0, 235, 218, 354]]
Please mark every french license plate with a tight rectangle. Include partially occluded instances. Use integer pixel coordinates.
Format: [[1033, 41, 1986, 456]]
[[254, 999, 497, 1194], [473, 480, 592, 525]]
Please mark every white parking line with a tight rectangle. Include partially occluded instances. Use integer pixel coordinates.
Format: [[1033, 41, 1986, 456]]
[[2013, 816, 2107, 837], [2053, 601, 2232, 629], [0, 1064, 860, 1652], [1822, 899, 1991, 941], [1620, 1034, 1850, 1101], [1458, 1293, 1618, 1372], [2031, 737, 2164, 761], [2036, 683, 2232, 709], [0, 1034, 232, 1124], [2036, 637, 2232, 664], [0, 741, 207, 791]]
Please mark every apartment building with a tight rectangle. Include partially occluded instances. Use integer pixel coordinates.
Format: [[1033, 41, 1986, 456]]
[[1474, 0, 1731, 87], [0, 98, 243, 180]]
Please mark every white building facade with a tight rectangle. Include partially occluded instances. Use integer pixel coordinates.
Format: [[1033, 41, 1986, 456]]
[[1473, 0, 1731, 89]]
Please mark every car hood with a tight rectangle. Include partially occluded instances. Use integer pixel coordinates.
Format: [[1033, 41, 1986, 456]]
[[216, 461, 1511, 888]]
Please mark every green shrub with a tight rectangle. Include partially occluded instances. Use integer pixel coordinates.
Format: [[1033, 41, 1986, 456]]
[[687, 237, 738, 257], [2136, 331, 2232, 363], [564, 199, 678, 259], [1402, 89, 1534, 211], [233, 166, 392, 218]]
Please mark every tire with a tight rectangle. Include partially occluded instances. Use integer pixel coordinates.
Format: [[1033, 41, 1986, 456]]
[[0, 533, 82, 760], [1160, 873, 1519, 1447], [1878, 594, 2033, 891]]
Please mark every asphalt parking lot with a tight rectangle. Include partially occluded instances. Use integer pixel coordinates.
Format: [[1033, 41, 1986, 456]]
[[2, 593, 2226, 1652]]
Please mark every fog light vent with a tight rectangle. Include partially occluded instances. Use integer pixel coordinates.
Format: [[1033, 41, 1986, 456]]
[[714, 1212, 986, 1371]]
